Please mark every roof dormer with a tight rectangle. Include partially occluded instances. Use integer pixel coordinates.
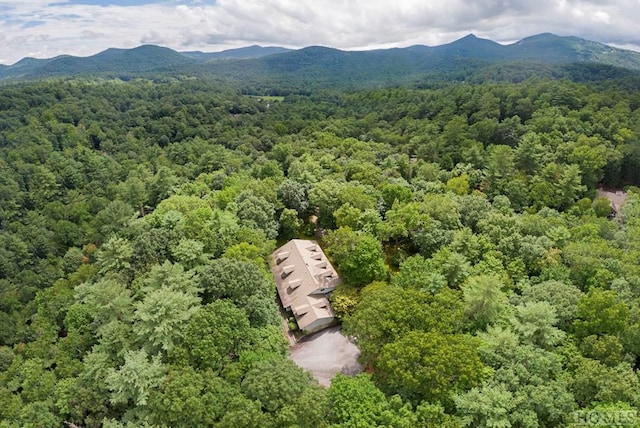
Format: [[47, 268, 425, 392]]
[[275, 251, 290, 264], [281, 265, 295, 278], [288, 279, 302, 291], [293, 304, 310, 316]]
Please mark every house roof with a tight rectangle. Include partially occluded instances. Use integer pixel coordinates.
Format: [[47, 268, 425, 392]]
[[597, 188, 628, 213], [292, 294, 334, 328], [272, 239, 341, 331]]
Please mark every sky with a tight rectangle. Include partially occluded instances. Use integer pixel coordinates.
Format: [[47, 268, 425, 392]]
[[1, 0, 640, 65]]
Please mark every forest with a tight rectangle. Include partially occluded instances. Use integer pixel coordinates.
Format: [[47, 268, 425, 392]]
[[0, 75, 640, 427]]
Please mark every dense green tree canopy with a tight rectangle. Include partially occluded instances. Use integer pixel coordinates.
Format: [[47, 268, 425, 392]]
[[1, 75, 640, 427], [376, 331, 486, 405], [324, 227, 388, 286]]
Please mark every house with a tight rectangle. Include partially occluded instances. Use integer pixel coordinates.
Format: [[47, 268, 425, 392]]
[[272, 239, 342, 334], [597, 188, 628, 218]]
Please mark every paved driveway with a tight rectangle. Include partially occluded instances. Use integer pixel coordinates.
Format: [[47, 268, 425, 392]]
[[290, 326, 363, 386]]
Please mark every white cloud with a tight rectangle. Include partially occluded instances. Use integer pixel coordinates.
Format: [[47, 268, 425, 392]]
[[0, 0, 639, 64]]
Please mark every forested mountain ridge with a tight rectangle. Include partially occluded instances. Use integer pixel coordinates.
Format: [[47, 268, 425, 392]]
[[1, 74, 640, 426], [181, 45, 292, 61], [2, 33, 640, 88]]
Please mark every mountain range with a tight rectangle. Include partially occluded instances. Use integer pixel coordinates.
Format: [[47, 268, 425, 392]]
[[2, 33, 640, 89]]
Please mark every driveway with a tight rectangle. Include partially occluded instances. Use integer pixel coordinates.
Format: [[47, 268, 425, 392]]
[[290, 326, 363, 387]]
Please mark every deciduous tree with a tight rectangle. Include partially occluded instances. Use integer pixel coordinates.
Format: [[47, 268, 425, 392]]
[[375, 331, 485, 405]]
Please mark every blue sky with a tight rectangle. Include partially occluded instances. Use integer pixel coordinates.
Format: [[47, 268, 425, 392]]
[[0, 0, 639, 65]]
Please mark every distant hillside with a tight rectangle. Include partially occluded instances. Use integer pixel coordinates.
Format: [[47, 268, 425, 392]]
[[506, 33, 640, 69], [29, 45, 197, 78], [2, 33, 640, 88], [1, 56, 69, 80], [182, 45, 291, 60], [0, 45, 198, 80], [430, 34, 510, 59]]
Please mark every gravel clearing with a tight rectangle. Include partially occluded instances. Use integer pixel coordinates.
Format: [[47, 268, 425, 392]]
[[290, 326, 363, 386]]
